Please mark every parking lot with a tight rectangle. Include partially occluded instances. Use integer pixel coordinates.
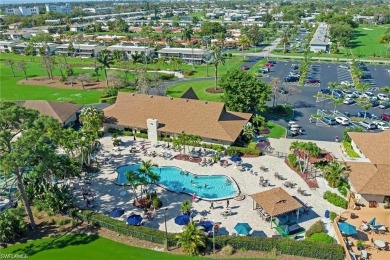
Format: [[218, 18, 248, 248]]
[[364, 65, 390, 90], [254, 58, 390, 142]]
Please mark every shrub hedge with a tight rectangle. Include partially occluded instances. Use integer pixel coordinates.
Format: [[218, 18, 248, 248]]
[[329, 212, 338, 221], [305, 220, 324, 237], [305, 233, 335, 244], [287, 154, 297, 167], [70, 209, 344, 259], [323, 191, 348, 209], [212, 236, 344, 259], [226, 146, 261, 156]]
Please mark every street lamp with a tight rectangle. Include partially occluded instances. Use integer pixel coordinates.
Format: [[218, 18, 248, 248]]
[[212, 219, 216, 253]]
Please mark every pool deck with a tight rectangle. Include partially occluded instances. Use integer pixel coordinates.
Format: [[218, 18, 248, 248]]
[[74, 135, 344, 237]]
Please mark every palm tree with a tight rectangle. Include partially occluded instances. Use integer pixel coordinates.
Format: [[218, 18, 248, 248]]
[[252, 114, 265, 130], [280, 28, 290, 53], [323, 162, 349, 188], [181, 25, 193, 47], [238, 35, 250, 58], [126, 170, 141, 201], [380, 86, 390, 95], [97, 49, 114, 87], [181, 200, 191, 214], [138, 160, 158, 196], [210, 46, 225, 90], [242, 124, 255, 140], [331, 96, 344, 113], [131, 53, 144, 64], [176, 222, 206, 256]]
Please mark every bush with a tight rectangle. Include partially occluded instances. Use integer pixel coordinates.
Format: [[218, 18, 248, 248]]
[[159, 73, 175, 80], [55, 218, 71, 226], [152, 197, 162, 209], [107, 128, 123, 135], [305, 233, 335, 244], [212, 236, 344, 259], [221, 245, 234, 256], [228, 53, 233, 57], [323, 191, 348, 209], [329, 212, 337, 221], [342, 140, 360, 158], [0, 208, 27, 243], [247, 141, 257, 150], [337, 181, 350, 197], [182, 70, 194, 76], [226, 146, 261, 156], [135, 133, 148, 139], [268, 105, 291, 117], [287, 154, 297, 167], [305, 220, 324, 237], [122, 131, 133, 136]]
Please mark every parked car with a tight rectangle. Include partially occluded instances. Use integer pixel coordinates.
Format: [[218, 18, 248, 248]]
[[284, 76, 299, 82], [258, 67, 269, 73], [279, 88, 288, 94], [333, 89, 344, 99], [242, 66, 250, 70], [345, 93, 357, 98], [370, 100, 380, 107], [360, 73, 371, 79], [323, 116, 337, 125], [379, 102, 390, 109], [343, 98, 355, 105], [377, 93, 389, 101], [265, 62, 273, 67], [357, 111, 378, 119], [340, 81, 353, 87], [359, 121, 377, 130], [291, 64, 299, 70], [335, 116, 350, 125], [306, 78, 321, 83], [268, 60, 277, 64], [362, 92, 374, 98], [381, 113, 390, 122], [353, 91, 362, 97], [289, 70, 301, 77], [374, 121, 390, 131], [343, 89, 353, 95], [320, 88, 332, 95]]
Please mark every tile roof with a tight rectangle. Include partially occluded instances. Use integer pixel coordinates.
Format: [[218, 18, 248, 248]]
[[346, 163, 390, 196], [103, 93, 252, 142], [250, 187, 302, 216], [22, 101, 82, 124], [348, 131, 390, 165]]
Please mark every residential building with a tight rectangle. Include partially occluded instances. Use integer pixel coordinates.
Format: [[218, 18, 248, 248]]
[[21, 101, 82, 126], [2, 30, 33, 40], [5, 6, 39, 16], [247, 16, 263, 22], [106, 45, 155, 59], [103, 93, 252, 145], [83, 7, 113, 14], [309, 23, 330, 53], [55, 43, 104, 58], [0, 40, 17, 53], [12, 42, 60, 55], [45, 3, 71, 14], [346, 131, 390, 207], [157, 47, 212, 64]]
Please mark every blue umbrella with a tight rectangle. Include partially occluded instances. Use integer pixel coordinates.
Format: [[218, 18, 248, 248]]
[[368, 218, 376, 226], [127, 214, 143, 226], [108, 208, 125, 218], [197, 221, 214, 232], [338, 222, 357, 236], [234, 222, 252, 236], [230, 156, 242, 162], [174, 214, 190, 226]]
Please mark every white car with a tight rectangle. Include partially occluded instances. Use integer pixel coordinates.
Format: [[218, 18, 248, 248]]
[[343, 98, 355, 104], [362, 92, 374, 98], [345, 93, 357, 98], [353, 91, 362, 97], [377, 93, 389, 101], [340, 80, 353, 86], [375, 121, 390, 130], [335, 116, 350, 125]]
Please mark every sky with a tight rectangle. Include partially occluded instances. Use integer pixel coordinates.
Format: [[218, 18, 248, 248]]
[[1, 0, 103, 4]]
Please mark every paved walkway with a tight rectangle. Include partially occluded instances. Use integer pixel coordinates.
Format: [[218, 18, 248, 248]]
[[81, 67, 185, 79], [74, 135, 344, 238]]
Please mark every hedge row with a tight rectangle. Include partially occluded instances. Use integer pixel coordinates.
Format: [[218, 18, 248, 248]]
[[226, 146, 261, 156], [71, 209, 177, 246], [71, 209, 344, 259], [212, 236, 344, 259], [323, 191, 348, 209], [305, 220, 324, 237]]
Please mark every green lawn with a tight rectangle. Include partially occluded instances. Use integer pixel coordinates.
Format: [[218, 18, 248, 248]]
[[187, 56, 246, 78], [0, 61, 102, 104], [248, 58, 266, 74], [264, 122, 286, 139], [166, 80, 222, 102], [2, 235, 269, 260]]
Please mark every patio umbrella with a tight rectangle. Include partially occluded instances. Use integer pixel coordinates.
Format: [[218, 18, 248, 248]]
[[127, 214, 143, 226], [234, 222, 252, 236], [338, 222, 357, 236], [108, 208, 125, 218], [230, 156, 242, 162], [367, 217, 376, 226], [197, 221, 214, 232], [174, 214, 190, 226]]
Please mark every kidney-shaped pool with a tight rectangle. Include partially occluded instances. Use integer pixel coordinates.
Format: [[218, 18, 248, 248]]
[[116, 164, 240, 201]]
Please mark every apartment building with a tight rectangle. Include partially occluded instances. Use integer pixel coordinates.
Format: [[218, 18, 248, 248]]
[[12, 42, 60, 55], [5, 6, 39, 16], [56, 43, 104, 58], [157, 47, 212, 64], [0, 40, 17, 53], [45, 3, 71, 14], [309, 23, 330, 53], [106, 45, 155, 59]]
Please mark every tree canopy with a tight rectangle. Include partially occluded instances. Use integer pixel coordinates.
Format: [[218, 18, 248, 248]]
[[219, 69, 270, 112]]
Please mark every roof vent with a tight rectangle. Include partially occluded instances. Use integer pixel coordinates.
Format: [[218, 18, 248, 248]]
[[186, 99, 189, 102], [170, 97, 173, 100], [205, 101, 208, 104], [132, 93, 135, 96], [150, 95, 153, 98]]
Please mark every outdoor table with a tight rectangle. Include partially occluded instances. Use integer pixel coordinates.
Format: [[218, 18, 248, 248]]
[[374, 239, 386, 249]]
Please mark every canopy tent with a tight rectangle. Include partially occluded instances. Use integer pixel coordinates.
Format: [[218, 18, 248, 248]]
[[338, 222, 357, 236], [127, 214, 143, 226], [234, 223, 252, 236], [174, 214, 190, 226], [250, 187, 303, 227], [108, 208, 125, 218]]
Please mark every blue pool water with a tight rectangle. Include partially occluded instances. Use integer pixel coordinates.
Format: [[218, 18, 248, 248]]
[[116, 164, 239, 200]]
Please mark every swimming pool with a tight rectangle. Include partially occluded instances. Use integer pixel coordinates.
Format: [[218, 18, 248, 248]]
[[116, 164, 240, 201]]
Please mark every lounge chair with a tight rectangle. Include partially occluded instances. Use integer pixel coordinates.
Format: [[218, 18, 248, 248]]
[[349, 251, 357, 260], [221, 209, 232, 217], [361, 250, 368, 260]]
